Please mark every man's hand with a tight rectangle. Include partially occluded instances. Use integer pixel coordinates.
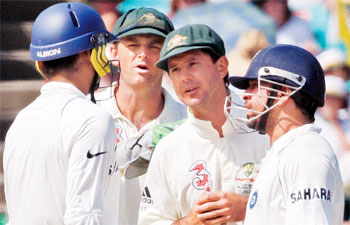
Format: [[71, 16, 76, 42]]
[[173, 187, 248, 225], [172, 203, 206, 225], [195, 188, 247, 224]]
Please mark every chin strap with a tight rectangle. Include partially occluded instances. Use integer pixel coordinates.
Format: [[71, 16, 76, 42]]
[[89, 71, 100, 104], [89, 33, 118, 103]]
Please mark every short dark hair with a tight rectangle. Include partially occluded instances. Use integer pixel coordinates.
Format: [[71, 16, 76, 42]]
[[291, 92, 317, 123], [41, 54, 79, 78], [201, 49, 229, 87], [271, 84, 317, 123]]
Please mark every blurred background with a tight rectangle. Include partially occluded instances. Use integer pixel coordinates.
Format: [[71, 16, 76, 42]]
[[0, 0, 349, 224]]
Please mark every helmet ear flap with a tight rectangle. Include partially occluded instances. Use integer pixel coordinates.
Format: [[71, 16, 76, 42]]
[[90, 33, 115, 77], [90, 45, 111, 77]]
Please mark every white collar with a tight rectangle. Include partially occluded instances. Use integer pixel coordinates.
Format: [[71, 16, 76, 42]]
[[41, 81, 88, 100]]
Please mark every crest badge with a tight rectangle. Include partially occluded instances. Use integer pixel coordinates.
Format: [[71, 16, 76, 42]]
[[167, 34, 188, 51], [139, 13, 162, 26], [249, 191, 258, 209], [242, 162, 255, 177], [234, 162, 258, 196]]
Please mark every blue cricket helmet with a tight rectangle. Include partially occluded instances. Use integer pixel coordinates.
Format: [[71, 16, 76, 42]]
[[30, 2, 117, 61], [229, 44, 325, 107]]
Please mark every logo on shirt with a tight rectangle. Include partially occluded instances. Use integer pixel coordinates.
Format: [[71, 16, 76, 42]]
[[142, 186, 153, 204], [290, 188, 332, 204], [189, 160, 211, 190], [86, 149, 107, 159], [235, 162, 257, 196], [115, 124, 123, 144], [249, 191, 258, 209], [108, 161, 118, 175], [242, 162, 255, 177]]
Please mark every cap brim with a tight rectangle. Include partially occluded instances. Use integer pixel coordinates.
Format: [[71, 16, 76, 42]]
[[117, 27, 167, 38], [156, 46, 215, 72]]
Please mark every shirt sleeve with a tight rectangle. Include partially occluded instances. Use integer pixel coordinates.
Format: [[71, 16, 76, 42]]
[[138, 140, 181, 225], [279, 133, 344, 225], [62, 100, 117, 225]]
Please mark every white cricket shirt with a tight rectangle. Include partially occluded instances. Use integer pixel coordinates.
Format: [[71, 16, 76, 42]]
[[244, 124, 344, 225], [4, 82, 117, 225], [138, 110, 269, 225], [96, 88, 187, 225]]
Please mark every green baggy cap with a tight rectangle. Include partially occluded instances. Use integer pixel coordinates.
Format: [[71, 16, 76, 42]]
[[156, 24, 226, 72], [113, 7, 174, 38]]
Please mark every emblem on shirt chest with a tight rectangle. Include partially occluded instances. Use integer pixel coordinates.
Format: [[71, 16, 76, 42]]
[[249, 191, 258, 209], [189, 160, 211, 190], [235, 162, 258, 196]]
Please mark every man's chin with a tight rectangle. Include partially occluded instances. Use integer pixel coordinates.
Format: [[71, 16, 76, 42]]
[[181, 98, 201, 108]]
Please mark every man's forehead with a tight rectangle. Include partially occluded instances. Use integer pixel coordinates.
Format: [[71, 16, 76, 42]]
[[169, 49, 205, 63], [120, 34, 164, 43]]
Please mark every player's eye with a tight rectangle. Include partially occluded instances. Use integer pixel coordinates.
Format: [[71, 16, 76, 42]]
[[150, 44, 161, 51], [189, 61, 199, 67], [170, 67, 179, 73]]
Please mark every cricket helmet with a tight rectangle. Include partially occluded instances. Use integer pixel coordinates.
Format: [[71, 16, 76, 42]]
[[225, 44, 325, 133], [229, 44, 325, 107], [30, 2, 117, 62]]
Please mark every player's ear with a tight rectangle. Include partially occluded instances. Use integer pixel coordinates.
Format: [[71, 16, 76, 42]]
[[216, 55, 229, 79], [106, 42, 120, 67], [279, 86, 292, 97], [276, 86, 292, 104]]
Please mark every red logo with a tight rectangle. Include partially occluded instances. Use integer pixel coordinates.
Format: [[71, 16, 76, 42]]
[[115, 124, 123, 144], [189, 160, 211, 190]]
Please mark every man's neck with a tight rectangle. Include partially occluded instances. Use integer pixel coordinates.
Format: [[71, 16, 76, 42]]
[[115, 84, 164, 130], [198, 110, 227, 138], [50, 72, 92, 95], [49, 53, 94, 95], [267, 102, 308, 146], [191, 88, 228, 138]]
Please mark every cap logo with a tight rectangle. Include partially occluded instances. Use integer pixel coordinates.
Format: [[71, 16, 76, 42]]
[[139, 13, 162, 26], [167, 34, 187, 51], [37, 48, 61, 58]]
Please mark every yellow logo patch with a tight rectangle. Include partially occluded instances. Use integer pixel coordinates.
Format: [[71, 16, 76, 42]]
[[167, 34, 188, 51], [139, 13, 162, 26]]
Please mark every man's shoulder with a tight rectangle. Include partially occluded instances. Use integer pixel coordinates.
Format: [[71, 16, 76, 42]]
[[288, 132, 332, 154], [280, 132, 337, 170], [61, 96, 113, 126], [156, 120, 193, 147]]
